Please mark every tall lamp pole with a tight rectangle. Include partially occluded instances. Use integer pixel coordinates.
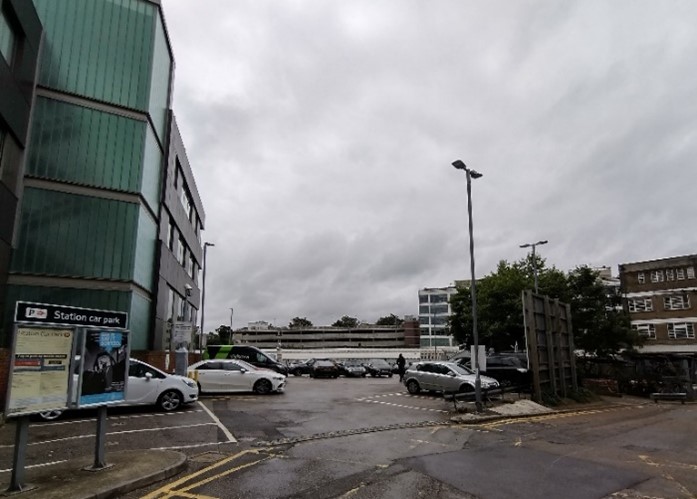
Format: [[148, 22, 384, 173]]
[[519, 240, 548, 293], [452, 159, 483, 412], [199, 242, 215, 352]]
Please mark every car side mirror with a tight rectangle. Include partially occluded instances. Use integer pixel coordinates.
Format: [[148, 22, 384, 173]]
[[145, 372, 153, 381], [448, 372, 456, 377], [240, 368, 247, 373]]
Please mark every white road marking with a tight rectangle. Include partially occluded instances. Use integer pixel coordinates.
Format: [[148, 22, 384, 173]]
[[0, 460, 68, 474], [30, 409, 205, 427], [198, 401, 237, 443]]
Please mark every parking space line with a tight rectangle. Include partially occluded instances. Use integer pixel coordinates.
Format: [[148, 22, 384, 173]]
[[30, 409, 205, 428], [149, 441, 237, 451], [0, 459, 68, 474], [198, 401, 237, 443]]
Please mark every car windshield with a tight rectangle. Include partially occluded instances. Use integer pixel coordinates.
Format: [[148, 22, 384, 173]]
[[448, 363, 474, 375]]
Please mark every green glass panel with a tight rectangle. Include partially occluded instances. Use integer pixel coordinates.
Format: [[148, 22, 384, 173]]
[[129, 293, 152, 350], [141, 127, 163, 212], [134, 207, 156, 291], [11, 188, 139, 280], [33, 0, 155, 111], [1, 7, 16, 66], [26, 97, 146, 192], [148, 11, 172, 144]]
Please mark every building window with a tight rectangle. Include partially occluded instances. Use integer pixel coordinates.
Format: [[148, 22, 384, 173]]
[[177, 237, 185, 266], [180, 188, 193, 222], [628, 298, 653, 313], [637, 272, 645, 284], [666, 269, 675, 281], [419, 306, 429, 314], [650, 270, 664, 283], [186, 252, 194, 277], [167, 220, 175, 251], [687, 267, 695, 279], [677, 268, 685, 280], [419, 295, 429, 304], [0, 8, 16, 66], [632, 324, 656, 339], [667, 323, 695, 340], [664, 294, 690, 311]]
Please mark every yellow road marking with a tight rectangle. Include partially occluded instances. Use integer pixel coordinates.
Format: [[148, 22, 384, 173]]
[[172, 457, 272, 495], [141, 449, 270, 499]]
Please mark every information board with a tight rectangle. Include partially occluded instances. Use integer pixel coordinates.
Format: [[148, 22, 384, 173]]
[[77, 329, 130, 407], [5, 326, 76, 417]]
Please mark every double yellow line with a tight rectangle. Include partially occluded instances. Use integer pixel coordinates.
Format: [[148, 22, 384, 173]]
[[142, 448, 274, 499]]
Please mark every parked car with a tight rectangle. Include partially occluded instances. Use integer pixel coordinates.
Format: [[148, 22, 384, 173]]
[[39, 358, 199, 420], [310, 359, 341, 379], [288, 358, 319, 376], [364, 359, 394, 378], [337, 360, 367, 378], [204, 345, 288, 375], [457, 355, 531, 388], [403, 361, 499, 395], [188, 359, 286, 394]]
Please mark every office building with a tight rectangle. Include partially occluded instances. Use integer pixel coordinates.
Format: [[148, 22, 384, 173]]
[[619, 255, 697, 353], [418, 285, 458, 347], [1, 0, 204, 361]]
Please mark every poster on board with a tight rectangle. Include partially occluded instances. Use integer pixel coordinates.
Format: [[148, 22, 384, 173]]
[[78, 329, 129, 406], [6, 326, 76, 417]]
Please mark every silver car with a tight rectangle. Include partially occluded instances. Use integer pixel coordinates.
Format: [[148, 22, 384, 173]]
[[403, 361, 499, 395]]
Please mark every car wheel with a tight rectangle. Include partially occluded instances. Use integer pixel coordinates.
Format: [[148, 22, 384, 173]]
[[458, 384, 475, 394], [158, 390, 183, 412], [388, 373, 393, 378], [293, 371, 302, 377], [39, 409, 64, 421], [406, 380, 420, 394], [254, 379, 273, 395]]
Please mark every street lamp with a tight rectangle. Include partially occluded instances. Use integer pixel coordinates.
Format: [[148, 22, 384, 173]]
[[452, 159, 483, 411], [199, 242, 215, 353], [519, 240, 548, 293]]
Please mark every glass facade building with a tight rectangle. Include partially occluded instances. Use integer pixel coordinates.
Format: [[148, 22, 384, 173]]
[[1, 0, 205, 353]]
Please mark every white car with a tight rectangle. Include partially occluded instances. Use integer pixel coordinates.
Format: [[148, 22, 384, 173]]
[[188, 359, 286, 394], [40, 358, 199, 420]]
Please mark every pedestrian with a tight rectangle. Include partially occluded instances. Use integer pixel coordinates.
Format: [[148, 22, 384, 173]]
[[397, 353, 406, 382]]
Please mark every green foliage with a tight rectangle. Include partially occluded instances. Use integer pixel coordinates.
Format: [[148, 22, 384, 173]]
[[205, 333, 221, 346], [567, 266, 642, 356], [215, 325, 232, 344], [288, 317, 313, 328], [449, 259, 636, 357], [376, 314, 403, 326], [332, 315, 359, 328]]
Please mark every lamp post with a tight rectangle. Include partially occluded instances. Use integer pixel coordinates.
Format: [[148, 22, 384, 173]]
[[519, 240, 548, 293], [230, 307, 234, 340], [199, 242, 214, 353], [452, 159, 483, 411]]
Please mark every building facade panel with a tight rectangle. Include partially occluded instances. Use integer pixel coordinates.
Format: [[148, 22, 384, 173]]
[[619, 254, 697, 352], [33, 0, 156, 112]]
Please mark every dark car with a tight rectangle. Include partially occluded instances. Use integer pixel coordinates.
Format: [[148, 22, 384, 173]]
[[337, 360, 367, 378], [204, 345, 288, 375], [457, 355, 531, 388], [364, 359, 393, 378], [288, 358, 317, 376], [310, 359, 340, 379]]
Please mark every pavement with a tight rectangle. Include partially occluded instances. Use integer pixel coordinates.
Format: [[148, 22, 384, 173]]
[[0, 450, 186, 499], [0, 395, 669, 498]]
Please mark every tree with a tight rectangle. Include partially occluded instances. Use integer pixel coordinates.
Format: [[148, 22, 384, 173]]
[[376, 314, 403, 326], [567, 265, 641, 356], [332, 315, 359, 328], [216, 325, 232, 344], [449, 256, 571, 352], [288, 317, 313, 328], [205, 333, 221, 346]]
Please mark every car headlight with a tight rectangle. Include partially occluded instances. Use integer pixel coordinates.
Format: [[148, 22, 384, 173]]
[[273, 376, 283, 381], [182, 378, 197, 388]]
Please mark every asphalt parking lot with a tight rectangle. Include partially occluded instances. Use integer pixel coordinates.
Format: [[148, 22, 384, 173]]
[[0, 375, 452, 477]]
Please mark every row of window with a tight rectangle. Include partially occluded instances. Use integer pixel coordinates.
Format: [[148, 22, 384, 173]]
[[418, 293, 450, 304], [628, 294, 691, 313], [174, 161, 202, 242], [418, 305, 449, 315], [637, 267, 695, 284], [632, 323, 695, 340], [167, 218, 199, 282]]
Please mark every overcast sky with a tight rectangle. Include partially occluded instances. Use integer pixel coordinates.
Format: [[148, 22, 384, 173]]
[[161, 1, 697, 332]]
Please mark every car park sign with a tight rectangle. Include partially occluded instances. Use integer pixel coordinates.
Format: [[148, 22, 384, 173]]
[[15, 301, 128, 329]]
